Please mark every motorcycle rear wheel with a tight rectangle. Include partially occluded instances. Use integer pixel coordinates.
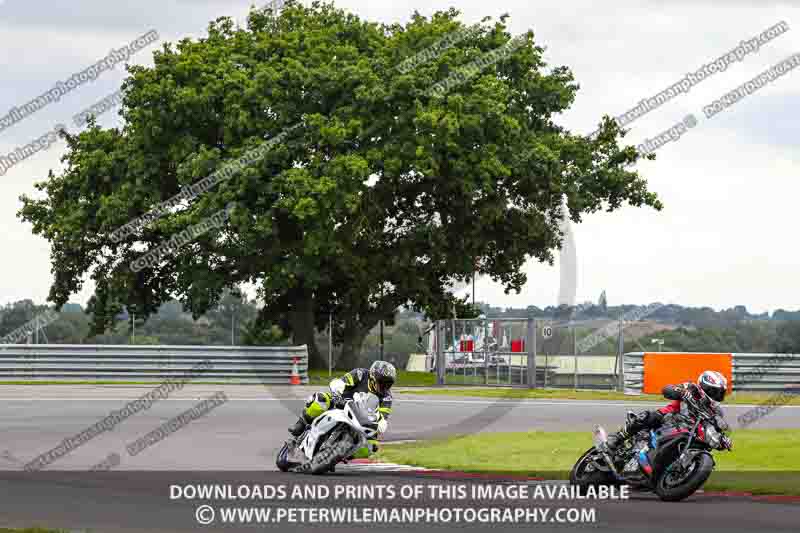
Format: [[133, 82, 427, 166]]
[[655, 452, 714, 502], [569, 447, 618, 489]]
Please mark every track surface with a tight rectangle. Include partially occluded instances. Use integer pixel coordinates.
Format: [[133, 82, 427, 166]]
[[2, 385, 799, 470], [1, 385, 798, 532]]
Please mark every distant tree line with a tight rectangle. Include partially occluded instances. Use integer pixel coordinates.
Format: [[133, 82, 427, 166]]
[[4, 296, 800, 368], [400, 301, 800, 356], [0, 291, 268, 347], [0, 291, 426, 369], [400, 302, 800, 326]]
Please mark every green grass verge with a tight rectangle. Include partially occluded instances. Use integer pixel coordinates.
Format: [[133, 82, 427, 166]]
[[0, 381, 175, 385], [0, 529, 71, 533], [0, 374, 796, 409], [378, 429, 800, 495], [0, 380, 298, 385], [309, 369, 437, 387], [400, 387, 800, 405]]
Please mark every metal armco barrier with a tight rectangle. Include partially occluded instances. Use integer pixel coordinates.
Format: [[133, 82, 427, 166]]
[[624, 352, 800, 394], [0, 344, 309, 383], [622, 352, 646, 393], [732, 353, 800, 391]]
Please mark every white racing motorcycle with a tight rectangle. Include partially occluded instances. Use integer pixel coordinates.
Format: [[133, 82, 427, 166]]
[[276, 392, 381, 474]]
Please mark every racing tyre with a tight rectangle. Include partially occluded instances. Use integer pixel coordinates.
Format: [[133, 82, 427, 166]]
[[276, 441, 293, 472], [655, 452, 714, 502], [569, 447, 618, 493], [292, 431, 355, 475], [310, 432, 354, 475]]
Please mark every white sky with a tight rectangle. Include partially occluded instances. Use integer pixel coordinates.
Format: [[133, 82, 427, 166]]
[[0, 0, 798, 315]]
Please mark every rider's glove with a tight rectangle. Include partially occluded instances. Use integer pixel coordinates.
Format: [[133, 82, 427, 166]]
[[377, 418, 388, 435], [330, 392, 345, 409], [715, 415, 730, 432], [721, 435, 733, 451], [330, 378, 346, 395], [681, 385, 695, 402]]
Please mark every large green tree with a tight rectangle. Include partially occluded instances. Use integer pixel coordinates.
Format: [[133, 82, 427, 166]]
[[770, 321, 800, 353], [19, 2, 660, 367]]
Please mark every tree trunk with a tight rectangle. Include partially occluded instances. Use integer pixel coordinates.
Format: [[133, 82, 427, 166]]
[[336, 297, 400, 369], [337, 323, 370, 370], [287, 289, 324, 368]]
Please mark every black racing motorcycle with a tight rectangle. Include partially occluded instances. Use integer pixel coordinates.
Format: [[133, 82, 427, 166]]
[[569, 391, 733, 501]]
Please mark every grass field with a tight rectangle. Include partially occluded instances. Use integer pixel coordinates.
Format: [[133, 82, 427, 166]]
[[309, 369, 437, 386], [0, 529, 66, 533], [399, 387, 800, 405], [378, 429, 800, 495]]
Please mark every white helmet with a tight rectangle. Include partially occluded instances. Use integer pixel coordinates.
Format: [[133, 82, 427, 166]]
[[698, 370, 727, 403]]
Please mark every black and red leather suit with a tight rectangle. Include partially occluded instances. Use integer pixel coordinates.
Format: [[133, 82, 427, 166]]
[[608, 382, 724, 447]]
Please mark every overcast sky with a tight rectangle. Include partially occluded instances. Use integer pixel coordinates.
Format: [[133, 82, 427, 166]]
[[1, 0, 798, 315]]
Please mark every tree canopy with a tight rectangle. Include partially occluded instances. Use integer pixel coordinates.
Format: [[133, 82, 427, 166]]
[[19, 2, 660, 367]]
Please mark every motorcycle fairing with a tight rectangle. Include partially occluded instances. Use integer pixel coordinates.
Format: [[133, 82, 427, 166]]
[[299, 396, 379, 461]]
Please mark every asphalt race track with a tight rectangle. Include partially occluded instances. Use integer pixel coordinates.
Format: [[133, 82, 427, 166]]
[[1, 385, 799, 532], [2, 385, 800, 471]]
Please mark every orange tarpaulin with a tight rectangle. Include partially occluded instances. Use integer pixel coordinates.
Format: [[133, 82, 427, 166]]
[[642, 353, 733, 395]]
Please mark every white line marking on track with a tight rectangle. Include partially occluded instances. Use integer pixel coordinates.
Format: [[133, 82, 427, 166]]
[[0, 397, 797, 410], [337, 462, 436, 473]]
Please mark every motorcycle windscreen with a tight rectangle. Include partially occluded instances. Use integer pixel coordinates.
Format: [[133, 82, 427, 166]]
[[592, 425, 609, 447], [350, 392, 380, 427]]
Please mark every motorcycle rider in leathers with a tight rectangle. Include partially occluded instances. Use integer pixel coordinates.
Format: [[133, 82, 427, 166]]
[[607, 370, 733, 451], [288, 360, 396, 438]]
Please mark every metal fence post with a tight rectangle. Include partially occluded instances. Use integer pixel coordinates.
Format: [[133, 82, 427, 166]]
[[544, 351, 548, 387], [436, 321, 445, 386], [328, 313, 333, 377], [573, 326, 578, 390], [483, 319, 489, 386], [526, 318, 536, 388], [617, 319, 625, 391]]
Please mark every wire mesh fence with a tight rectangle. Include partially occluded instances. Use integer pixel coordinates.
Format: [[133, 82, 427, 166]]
[[432, 317, 627, 389]]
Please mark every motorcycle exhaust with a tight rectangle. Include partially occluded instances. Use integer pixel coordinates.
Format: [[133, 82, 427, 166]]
[[592, 425, 623, 481]]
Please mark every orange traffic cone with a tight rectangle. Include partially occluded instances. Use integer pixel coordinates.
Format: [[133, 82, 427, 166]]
[[290, 357, 301, 385]]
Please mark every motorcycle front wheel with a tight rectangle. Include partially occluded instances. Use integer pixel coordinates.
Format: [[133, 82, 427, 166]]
[[276, 441, 293, 472], [293, 428, 355, 475], [655, 452, 714, 502]]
